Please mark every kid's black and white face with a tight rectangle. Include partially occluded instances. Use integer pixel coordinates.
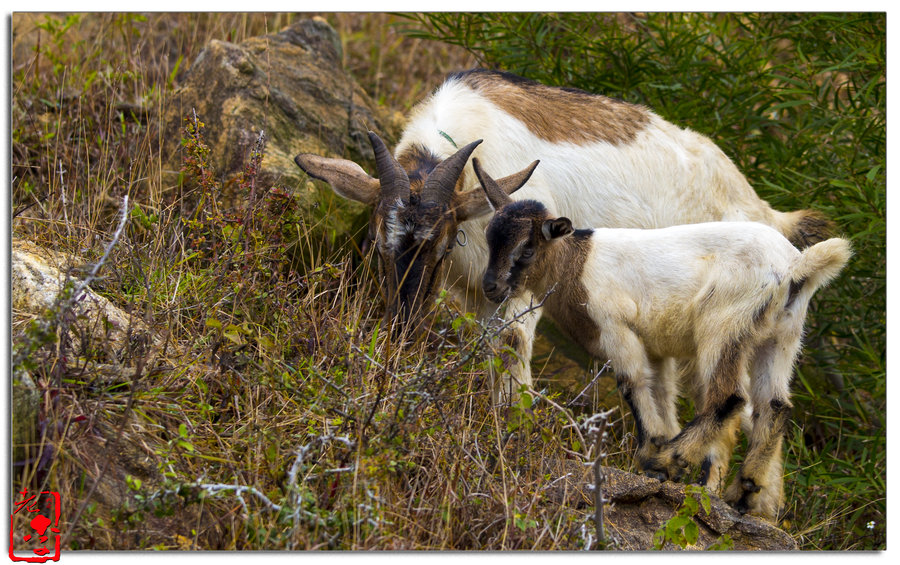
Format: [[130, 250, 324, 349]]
[[481, 200, 574, 303], [482, 201, 544, 303]]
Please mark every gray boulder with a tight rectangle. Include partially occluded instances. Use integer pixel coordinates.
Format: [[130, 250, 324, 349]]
[[164, 17, 396, 202]]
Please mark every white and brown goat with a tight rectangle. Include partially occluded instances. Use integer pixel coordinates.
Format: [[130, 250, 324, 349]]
[[294, 69, 833, 389], [474, 158, 851, 520]]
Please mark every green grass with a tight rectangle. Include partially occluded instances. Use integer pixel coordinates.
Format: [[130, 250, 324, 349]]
[[11, 12, 885, 550]]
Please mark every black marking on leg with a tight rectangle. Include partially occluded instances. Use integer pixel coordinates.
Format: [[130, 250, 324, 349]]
[[770, 398, 793, 436], [752, 296, 772, 326], [699, 456, 713, 486], [617, 376, 647, 445], [715, 393, 746, 424]]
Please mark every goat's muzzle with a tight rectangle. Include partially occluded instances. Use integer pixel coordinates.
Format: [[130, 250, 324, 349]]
[[482, 272, 510, 304]]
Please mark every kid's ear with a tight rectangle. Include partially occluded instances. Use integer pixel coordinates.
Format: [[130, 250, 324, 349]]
[[541, 218, 574, 241]]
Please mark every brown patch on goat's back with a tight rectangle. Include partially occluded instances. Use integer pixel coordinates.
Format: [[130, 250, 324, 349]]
[[787, 209, 834, 249], [785, 277, 806, 309], [456, 69, 651, 145]]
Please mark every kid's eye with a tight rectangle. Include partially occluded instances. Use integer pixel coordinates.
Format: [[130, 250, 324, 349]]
[[520, 247, 534, 260]]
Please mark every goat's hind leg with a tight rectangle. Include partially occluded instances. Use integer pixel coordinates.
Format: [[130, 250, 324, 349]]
[[652, 340, 748, 484], [724, 335, 796, 521]]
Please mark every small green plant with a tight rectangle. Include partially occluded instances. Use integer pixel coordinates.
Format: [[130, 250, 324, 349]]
[[652, 485, 722, 550]]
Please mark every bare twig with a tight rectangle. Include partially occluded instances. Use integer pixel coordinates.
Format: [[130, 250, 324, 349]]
[[568, 360, 612, 408], [582, 407, 617, 549]]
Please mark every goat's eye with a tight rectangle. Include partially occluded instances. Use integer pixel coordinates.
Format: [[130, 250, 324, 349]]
[[520, 247, 534, 261]]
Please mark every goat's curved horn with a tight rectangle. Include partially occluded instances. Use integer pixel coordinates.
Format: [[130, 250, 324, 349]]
[[472, 158, 513, 210], [368, 131, 410, 202], [422, 139, 483, 205]]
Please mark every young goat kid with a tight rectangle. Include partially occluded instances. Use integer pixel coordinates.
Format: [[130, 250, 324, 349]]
[[474, 159, 850, 521]]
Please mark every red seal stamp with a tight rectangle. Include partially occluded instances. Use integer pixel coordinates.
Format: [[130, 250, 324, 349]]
[[9, 489, 61, 562]]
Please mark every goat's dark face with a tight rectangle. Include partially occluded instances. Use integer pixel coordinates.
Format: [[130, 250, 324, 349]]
[[370, 191, 462, 324], [474, 158, 572, 304], [482, 201, 549, 303], [296, 132, 504, 328]]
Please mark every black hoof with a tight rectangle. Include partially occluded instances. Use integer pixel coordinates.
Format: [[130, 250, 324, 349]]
[[741, 477, 761, 493], [643, 469, 668, 482]]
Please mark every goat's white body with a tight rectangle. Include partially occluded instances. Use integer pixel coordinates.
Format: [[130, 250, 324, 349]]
[[397, 78, 786, 314], [495, 217, 849, 520], [578, 223, 795, 357]]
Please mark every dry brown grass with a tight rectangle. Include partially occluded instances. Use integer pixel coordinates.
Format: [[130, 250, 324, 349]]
[[11, 14, 619, 549]]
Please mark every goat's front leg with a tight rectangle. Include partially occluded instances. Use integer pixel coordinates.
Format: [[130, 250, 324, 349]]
[[491, 291, 543, 405], [652, 357, 683, 442], [598, 325, 673, 478]]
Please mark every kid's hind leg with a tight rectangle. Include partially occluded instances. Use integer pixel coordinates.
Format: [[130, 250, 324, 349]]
[[652, 340, 749, 484], [724, 335, 797, 521]]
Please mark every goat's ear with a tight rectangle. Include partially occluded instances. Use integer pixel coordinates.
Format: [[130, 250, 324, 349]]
[[294, 154, 381, 206], [542, 218, 574, 241]]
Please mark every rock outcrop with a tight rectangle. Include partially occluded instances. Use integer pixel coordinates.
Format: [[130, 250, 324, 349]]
[[545, 460, 797, 550], [164, 17, 396, 201], [11, 239, 161, 464]]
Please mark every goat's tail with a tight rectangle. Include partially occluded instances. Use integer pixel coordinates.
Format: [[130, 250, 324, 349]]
[[776, 209, 836, 250], [786, 237, 852, 310]]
